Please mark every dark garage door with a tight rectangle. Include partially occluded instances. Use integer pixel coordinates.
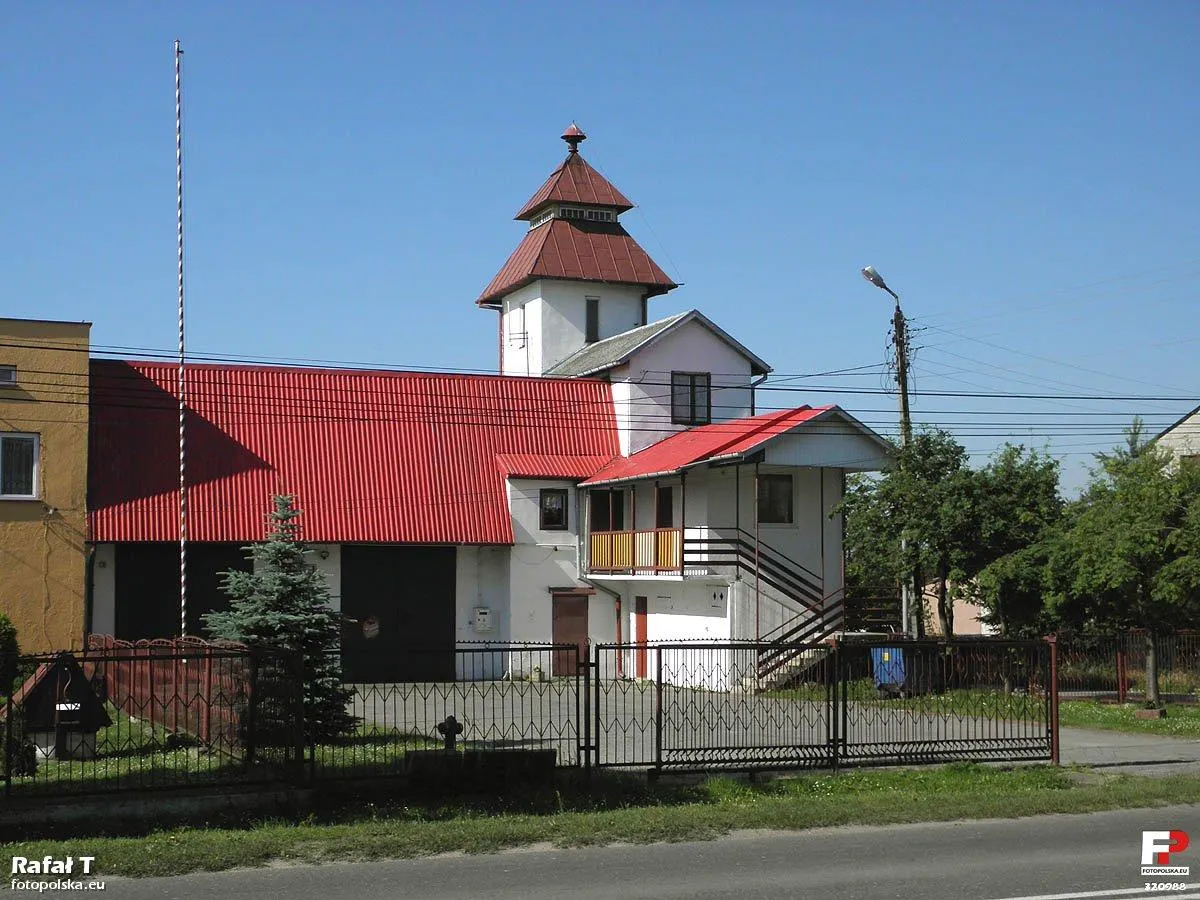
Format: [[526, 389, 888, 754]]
[[339, 545, 456, 683], [114, 543, 251, 640]]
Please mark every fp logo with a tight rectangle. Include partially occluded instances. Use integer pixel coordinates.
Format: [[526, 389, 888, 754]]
[[1141, 830, 1190, 875]]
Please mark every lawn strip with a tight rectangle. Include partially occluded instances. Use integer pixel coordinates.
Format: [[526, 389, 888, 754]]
[[4, 766, 1200, 879]]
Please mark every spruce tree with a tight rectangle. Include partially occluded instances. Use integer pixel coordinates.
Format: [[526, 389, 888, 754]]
[[204, 495, 356, 743]]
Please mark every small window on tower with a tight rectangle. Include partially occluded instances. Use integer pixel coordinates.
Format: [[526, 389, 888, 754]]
[[586, 297, 600, 344]]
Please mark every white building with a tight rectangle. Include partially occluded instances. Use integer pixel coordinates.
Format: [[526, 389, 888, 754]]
[[87, 124, 892, 682]]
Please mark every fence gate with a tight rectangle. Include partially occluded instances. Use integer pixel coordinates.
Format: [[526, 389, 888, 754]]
[[592, 642, 836, 771]]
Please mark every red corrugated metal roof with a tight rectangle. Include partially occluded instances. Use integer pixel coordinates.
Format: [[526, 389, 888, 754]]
[[515, 153, 634, 219], [495, 454, 613, 479], [477, 219, 677, 307], [581, 407, 834, 486], [88, 361, 619, 544]]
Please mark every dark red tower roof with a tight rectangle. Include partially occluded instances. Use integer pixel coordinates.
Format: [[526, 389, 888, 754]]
[[479, 126, 677, 307], [514, 126, 634, 219]]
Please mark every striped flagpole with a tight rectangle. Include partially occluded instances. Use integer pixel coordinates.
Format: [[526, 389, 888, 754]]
[[175, 39, 188, 637]]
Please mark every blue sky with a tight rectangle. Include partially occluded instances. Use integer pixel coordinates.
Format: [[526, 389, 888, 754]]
[[6, 2, 1198, 492]]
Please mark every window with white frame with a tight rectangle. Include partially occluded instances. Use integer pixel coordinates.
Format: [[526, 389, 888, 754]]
[[0, 433, 38, 499]]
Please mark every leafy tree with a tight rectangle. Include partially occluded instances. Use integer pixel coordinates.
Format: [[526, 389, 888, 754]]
[[842, 429, 978, 636], [204, 495, 356, 743], [1045, 421, 1200, 704], [970, 445, 1064, 636]]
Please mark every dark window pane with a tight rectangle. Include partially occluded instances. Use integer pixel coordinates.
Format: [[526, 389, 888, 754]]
[[586, 297, 600, 344], [540, 488, 568, 530], [757, 474, 793, 524], [611, 490, 625, 531], [694, 375, 711, 424], [1, 436, 35, 496], [656, 486, 673, 528], [589, 491, 611, 532]]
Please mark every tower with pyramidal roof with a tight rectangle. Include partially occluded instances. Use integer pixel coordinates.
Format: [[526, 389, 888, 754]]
[[478, 124, 678, 377]]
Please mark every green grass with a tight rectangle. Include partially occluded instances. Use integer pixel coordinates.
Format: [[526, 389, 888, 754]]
[[6, 764, 1200, 878], [8, 710, 442, 794], [1059, 700, 1200, 737], [768, 680, 1045, 720]]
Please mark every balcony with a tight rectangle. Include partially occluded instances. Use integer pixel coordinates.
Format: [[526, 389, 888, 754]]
[[588, 528, 682, 575]]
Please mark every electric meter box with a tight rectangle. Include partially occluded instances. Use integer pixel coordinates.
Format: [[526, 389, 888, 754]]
[[472, 607, 495, 633]]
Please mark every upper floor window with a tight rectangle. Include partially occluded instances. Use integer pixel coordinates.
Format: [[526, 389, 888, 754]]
[[671, 372, 711, 425], [758, 474, 794, 524], [0, 433, 38, 499], [0, 365, 16, 387], [540, 488, 569, 531], [586, 297, 600, 344]]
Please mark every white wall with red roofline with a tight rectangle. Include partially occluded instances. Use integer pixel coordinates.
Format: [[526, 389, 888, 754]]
[[610, 321, 755, 456]]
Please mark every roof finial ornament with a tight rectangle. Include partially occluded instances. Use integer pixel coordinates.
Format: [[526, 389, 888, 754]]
[[562, 122, 586, 154]]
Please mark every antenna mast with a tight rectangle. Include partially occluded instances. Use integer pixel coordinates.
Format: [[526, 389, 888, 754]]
[[175, 39, 188, 636]]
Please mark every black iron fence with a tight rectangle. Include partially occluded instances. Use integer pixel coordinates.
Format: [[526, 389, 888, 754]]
[[2, 644, 302, 798], [3, 637, 1057, 799], [592, 638, 1055, 772], [1057, 631, 1200, 702]]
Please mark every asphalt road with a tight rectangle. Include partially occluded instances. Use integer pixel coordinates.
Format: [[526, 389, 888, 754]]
[[103, 804, 1200, 900]]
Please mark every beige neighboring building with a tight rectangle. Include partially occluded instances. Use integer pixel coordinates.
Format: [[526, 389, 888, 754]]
[[1156, 404, 1200, 466], [0, 318, 91, 652]]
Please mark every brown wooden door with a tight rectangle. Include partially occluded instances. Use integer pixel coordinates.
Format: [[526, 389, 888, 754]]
[[634, 596, 648, 678], [552, 594, 588, 676]]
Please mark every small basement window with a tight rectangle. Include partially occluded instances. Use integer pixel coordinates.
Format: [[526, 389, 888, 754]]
[[0, 433, 38, 499], [0, 365, 16, 387], [540, 488, 569, 531], [758, 474, 794, 525]]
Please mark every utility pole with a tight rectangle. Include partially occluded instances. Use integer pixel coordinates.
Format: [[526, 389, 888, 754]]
[[862, 267, 919, 636]]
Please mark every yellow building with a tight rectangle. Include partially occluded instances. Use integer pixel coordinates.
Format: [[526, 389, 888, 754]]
[[0, 318, 90, 652]]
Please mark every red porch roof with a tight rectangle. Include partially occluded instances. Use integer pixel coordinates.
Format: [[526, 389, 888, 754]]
[[88, 361, 619, 545], [580, 407, 834, 486], [476, 218, 677, 307]]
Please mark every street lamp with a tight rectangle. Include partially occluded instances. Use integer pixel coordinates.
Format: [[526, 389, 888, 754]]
[[861, 265, 899, 302], [862, 265, 916, 636]]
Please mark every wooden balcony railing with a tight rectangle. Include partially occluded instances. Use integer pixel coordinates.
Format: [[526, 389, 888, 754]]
[[588, 528, 682, 575]]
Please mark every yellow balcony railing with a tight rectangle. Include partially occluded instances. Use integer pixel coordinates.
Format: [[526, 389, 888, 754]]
[[588, 528, 682, 575]]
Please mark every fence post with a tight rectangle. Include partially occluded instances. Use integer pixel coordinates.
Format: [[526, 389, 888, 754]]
[[1047, 634, 1060, 765], [1116, 642, 1128, 704], [653, 647, 663, 778], [4, 689, 12, 798], [202, 649, 213, 745], [828, 638, 840, 771], [581, 644, 591, 777]]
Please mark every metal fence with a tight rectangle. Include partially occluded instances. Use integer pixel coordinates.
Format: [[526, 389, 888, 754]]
[[319, 644, 585, 780], [2, 644, 302, 798], [1057, 631, 1200, 702], [3, 637, 1057, 799], [592, 638, 1055, 772]]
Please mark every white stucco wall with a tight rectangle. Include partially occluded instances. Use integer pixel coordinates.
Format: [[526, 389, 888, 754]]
[[500, 279, 645, 376], [761, 413, 892, 471], [611, 321, 755, 455], [1158, 408, 1200, 464], [506, 478, 584, 645]]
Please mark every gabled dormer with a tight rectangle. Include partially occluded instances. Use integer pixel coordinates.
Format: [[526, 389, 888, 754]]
[[477, 125, 678, 376]]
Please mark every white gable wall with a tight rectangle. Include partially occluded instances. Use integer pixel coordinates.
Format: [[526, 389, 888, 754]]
[[501, 279, 645, 376], [1159, 408, 1200, 464], [612, 321, 755, 455], [762, 415, 893, 471]]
